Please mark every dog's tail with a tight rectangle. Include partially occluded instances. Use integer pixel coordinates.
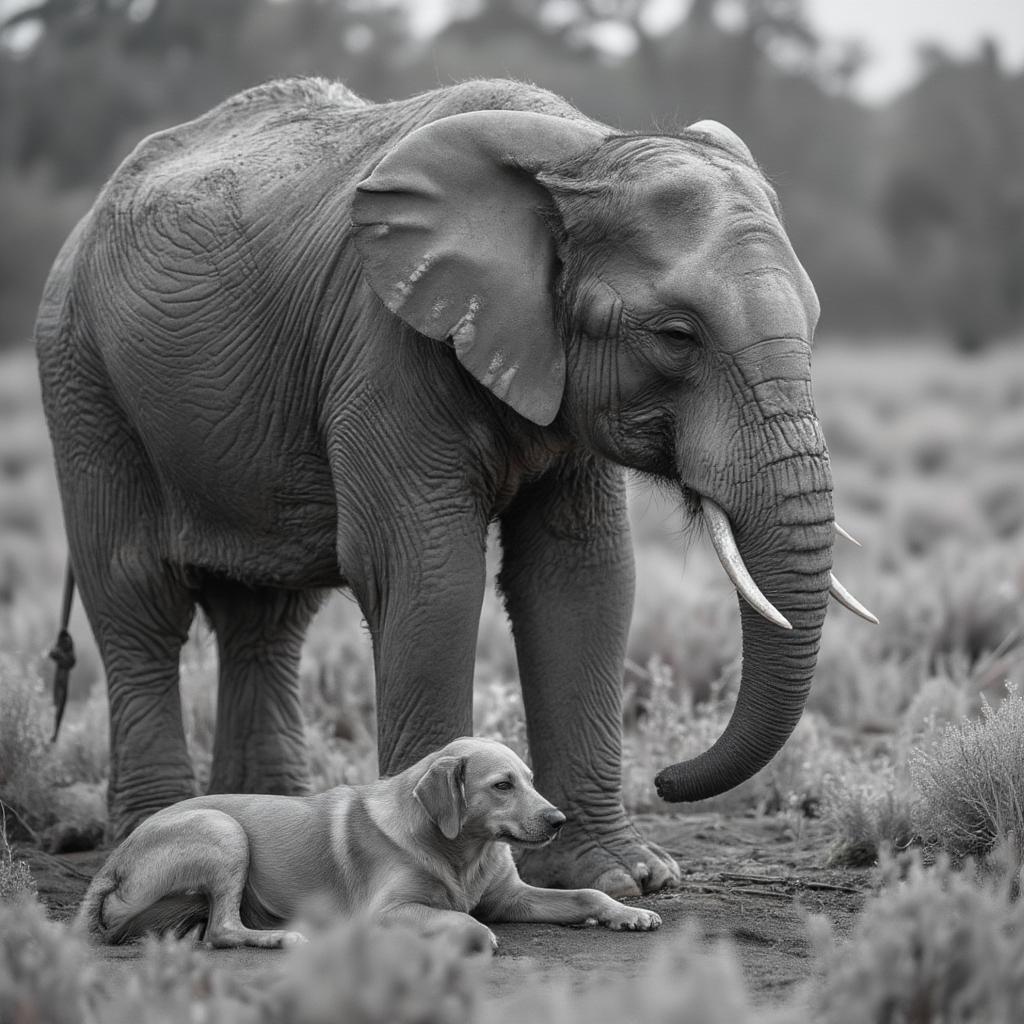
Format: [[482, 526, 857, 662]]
[[77, 867, 207, 944], [76, 866, 119, 940]]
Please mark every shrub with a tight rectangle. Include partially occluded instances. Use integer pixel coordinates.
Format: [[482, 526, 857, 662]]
[[268, 917, 483, 1024], [472, 672, 529, 761], [51, 684, 110, 787], [822, 675, 971, 866], [0, 810, 36, 903], [810, 850, 1024, 1023], [812, 544, 1024, 731], [627, 542, 740, 705], [823, 761, 920, 867], [0, 897, 104, 1024], [496, 920, 800, 1024], [107, 934, 261, 1024], [0, 654, 58, 840], [0, 894, 806, 1024], [911, 682, 1024, 861]]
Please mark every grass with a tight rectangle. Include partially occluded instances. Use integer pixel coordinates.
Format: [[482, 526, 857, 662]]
[[2, 336, 1024, 1016], [0, 808, 36, 903], [810, 849, 1024, 1023], [7, 853, 1024, 1024], [912, 683, 1024, 862], [2, 339, 1023, 832], [0, 891, 801, 1024]]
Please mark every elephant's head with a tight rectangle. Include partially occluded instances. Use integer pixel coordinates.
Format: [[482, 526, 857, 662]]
[[351, 109, 875, 802]]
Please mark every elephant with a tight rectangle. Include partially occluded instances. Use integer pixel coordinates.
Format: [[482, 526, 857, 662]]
[[35, 76, 874, 896]]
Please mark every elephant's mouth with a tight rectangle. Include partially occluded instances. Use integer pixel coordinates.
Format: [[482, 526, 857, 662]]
[[694, 493, 877, 628]]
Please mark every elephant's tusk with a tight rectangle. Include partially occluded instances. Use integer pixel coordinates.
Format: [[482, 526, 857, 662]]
[[701, 498, 793, 631], [834, 522, 861, 547], [829, 573, 879, 624]]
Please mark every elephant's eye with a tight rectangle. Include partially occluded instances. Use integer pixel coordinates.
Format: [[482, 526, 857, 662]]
[[658, 325, 698, 346]]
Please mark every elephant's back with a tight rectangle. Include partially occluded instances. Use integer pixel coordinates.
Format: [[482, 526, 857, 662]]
[[97, 77, 368, 206], [101, 75, 596, 203], [362, 78, 603, 140], [71, 77, 598, 241]]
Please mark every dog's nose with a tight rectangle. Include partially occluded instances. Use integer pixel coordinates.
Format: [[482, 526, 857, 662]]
[[543, 809, 566, 830]]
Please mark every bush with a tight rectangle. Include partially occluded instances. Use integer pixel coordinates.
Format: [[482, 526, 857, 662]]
[[822, 674, 973, 866], [0, 898, 484, 1024], [911, 682, 1024, 862], [823, 761, 920, 867], [0, 897, 104, 1024], [0, 813, 36, 903], [0, 654, 58, 840], [0, 894, 803, 1024], [107, 934, 262, 1024], [810, 851, 1024, 1023], [498, 920, 799, 1024], [268, 918, 483, 1024]]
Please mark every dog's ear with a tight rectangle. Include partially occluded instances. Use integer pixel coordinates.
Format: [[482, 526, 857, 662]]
[[413, 755, 467, 840]]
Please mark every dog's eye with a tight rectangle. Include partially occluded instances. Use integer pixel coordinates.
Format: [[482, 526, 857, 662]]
[[493, 780, 514, 792]]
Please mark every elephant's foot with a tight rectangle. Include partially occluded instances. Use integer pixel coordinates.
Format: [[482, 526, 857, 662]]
[[516, 809, 681, 897], [107, 774, 196, 843]]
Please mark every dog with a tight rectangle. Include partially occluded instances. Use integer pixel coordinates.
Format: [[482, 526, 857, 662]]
[[77, 737, 662, 952]]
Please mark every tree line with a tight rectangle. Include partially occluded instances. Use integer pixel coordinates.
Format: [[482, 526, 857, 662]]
[[1, 0, 1022, 350]]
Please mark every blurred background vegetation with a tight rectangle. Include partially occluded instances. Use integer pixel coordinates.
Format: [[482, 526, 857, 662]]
[[2, 9, 1024, 1014], [1, 0, 1022, 857], [0, 0, 1023, 353]]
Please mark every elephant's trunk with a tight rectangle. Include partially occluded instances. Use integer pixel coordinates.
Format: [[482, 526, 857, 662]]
[[655, 440, 834, 802]]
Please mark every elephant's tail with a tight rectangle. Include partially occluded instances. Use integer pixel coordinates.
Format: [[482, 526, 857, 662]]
[[77, 866, 208, 944], [48, 561, 76, 743]]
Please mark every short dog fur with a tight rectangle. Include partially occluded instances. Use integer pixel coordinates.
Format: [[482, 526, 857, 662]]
[[77, 737, 662, 951]]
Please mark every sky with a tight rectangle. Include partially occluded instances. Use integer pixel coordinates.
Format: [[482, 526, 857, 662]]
[[805, 0, 1024, 103]]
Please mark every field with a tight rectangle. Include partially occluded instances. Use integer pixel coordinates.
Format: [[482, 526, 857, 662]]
[[3, 336, 1024, 1020]]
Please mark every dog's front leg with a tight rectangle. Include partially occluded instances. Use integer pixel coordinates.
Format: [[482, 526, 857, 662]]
[[479, 879, 661, 931], [379, 902, 498, 955]]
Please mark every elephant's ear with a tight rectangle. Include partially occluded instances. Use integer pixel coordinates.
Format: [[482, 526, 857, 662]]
[[352, 110, 604, 426], [413, 755, 467, 840], [687, 119, 756, 166]]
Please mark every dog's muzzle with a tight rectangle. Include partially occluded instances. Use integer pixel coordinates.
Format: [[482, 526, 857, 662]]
[[542, 807, 566, 838]]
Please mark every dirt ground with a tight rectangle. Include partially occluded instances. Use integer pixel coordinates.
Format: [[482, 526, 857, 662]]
[[22, 812, 868, 1010]]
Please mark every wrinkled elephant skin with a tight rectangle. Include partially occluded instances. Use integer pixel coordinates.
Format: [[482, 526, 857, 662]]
[[36, 77, 843, 895]]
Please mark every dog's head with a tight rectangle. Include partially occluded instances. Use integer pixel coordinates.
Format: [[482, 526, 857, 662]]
[[412, 737, 565, 846]]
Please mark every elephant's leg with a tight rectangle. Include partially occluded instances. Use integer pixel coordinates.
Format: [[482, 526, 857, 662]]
[[88, 580, 198, 841], [498, 456, 681, 896], [353, 515, 487, 776], [55, 402, 197, 842], [200, 581, 324, 795]]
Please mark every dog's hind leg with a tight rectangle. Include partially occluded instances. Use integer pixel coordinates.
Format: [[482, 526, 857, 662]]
[[83, 807, 301, 947], [82, 808, 233, 942], [205, 869, 308, 950], [164, 810, 306, 950]]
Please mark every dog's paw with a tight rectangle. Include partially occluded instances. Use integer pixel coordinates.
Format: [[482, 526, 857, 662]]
[[603, 906, 661, 932], [455, 921, 498, 956]]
